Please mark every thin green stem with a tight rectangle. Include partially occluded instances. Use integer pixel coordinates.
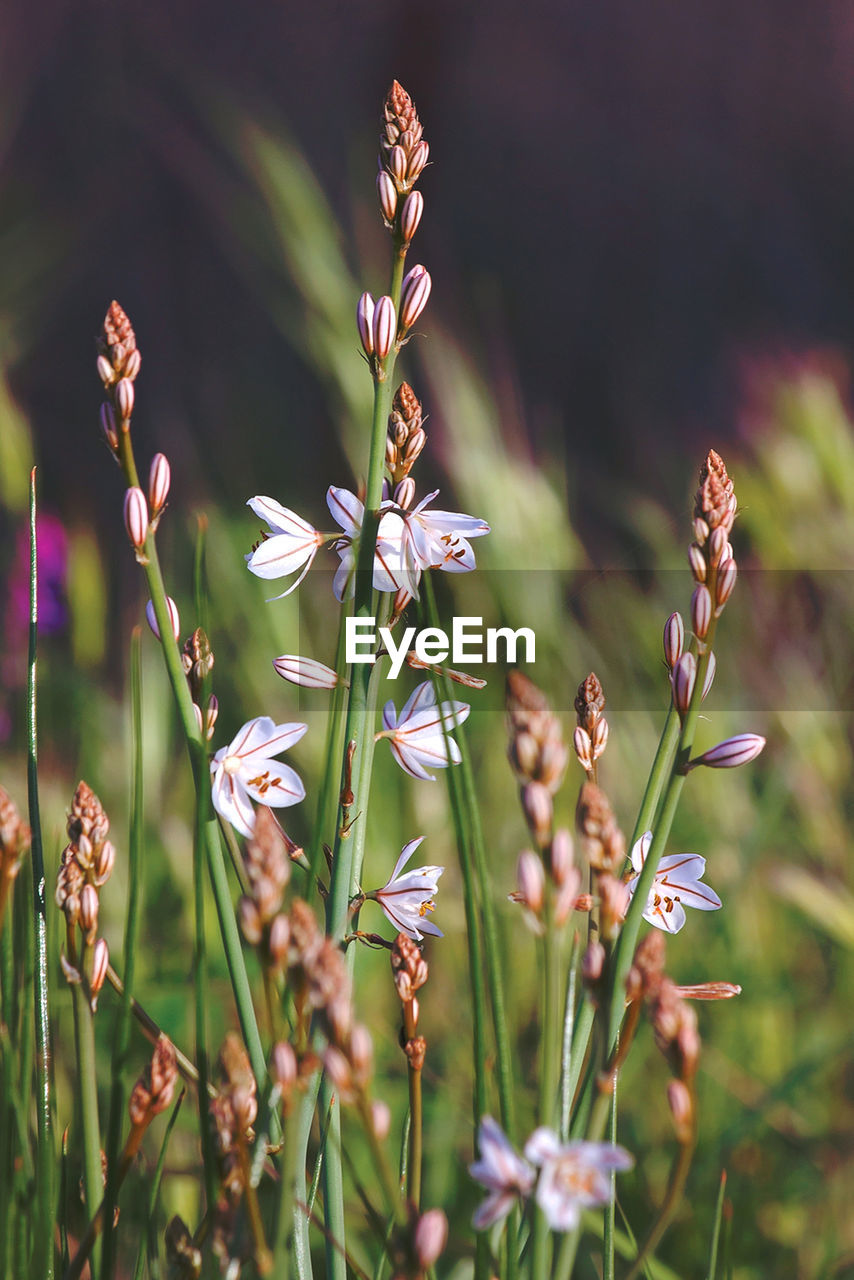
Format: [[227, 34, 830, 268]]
[[603, 1073, 618, 1280], [71, 975, 103, 1278], [273, 1108, 299, 1277], [102, 629, 145, 1279], [531, 908, 561, 1279], [27, 468, 54, 1280], [560, 934, 580, 1143], [407, 1064, 423, 1210]]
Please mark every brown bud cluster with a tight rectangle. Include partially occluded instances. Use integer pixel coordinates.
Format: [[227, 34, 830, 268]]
[[181, 627, 214, 703], [238, 807, 291, 968], [683, 450, 739, 670], [281, 899, 355, 1055], [575, 782, 625, 875], [128, 1034, 178, 1129], [164, 1217, 202, 1279], [573, 672, 609, 775], [55, 781, 114, 1009], [386, 382, 427, 487], [0, 785, 30, 903], [380, 81, 429, 203], [97, 301, 141, 450], [506, 671, 568, 847], [210, 1034, 259, 1268], [391, 932, 429, 1076]]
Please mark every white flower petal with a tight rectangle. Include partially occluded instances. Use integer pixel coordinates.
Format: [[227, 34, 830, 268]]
[[327, 486, 364, 537], [240, 760, 306, 808], [247, 496, 316, 538]]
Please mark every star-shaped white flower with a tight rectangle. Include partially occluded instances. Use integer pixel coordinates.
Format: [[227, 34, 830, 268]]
[[210, 716, 307, 839], [327, 486, 417, 602], [398, 489, 490, 577], [626, 830, 722, 934], [469, 1116, 536, 1231], [378, 681, 470, 780], [524, 1128, 633, 1232], [372, 837, 443, 941], [245, 497, 324, 598]]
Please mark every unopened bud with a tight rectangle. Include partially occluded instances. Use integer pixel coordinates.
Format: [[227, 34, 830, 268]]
[[687, 733, 765, 771], [400, 190, 424, 242], [515, 850, 545, 915], [97, 354, 115, 386], [598, 874, 629, 942], [394, 476, 415, 509], [268, 913, 291, 968], [715, 558, 737, 610], [115, 377, 135, 422], [94, 839, 115, 885], [688, 543, 706, 583], [100, 401, 117, 448], [667, 1079, 693, 1142], [399, 265, 431, 331], [663, 611, 684, 669], [377, 171, 398, 223], [388, 144, 407, 184], [123, 348, 141, 380], [80, 883, 99, 939], [124, 487, 149, 550], [522, 781, 553, 848], [91, 938, 109, 1006], [573, 726, 593, 772], [370, 1099, 391, 1141], [204, 694, 219, 740], [239, 896, 263, 945], [671, 652, 696, 718], [702, 651, 716, 700], [349, 1023, 373, 1088], [550, 829, 574, 884], [582, 939, 605, 984], [592, 717, 609, 760], [148, 452, 171, 514], [357, 292, 375, 356], [406, 139, 429, 182], [272, 1041, 298, 1091], [372, 295, 396, 360], [146, 596, 180, 643], [708, 525, 728, 568], [694, 517, 710, 545], [415, 1209, 448, 1270], [272, 654, 339, 689], [691, 584, 712, 641]]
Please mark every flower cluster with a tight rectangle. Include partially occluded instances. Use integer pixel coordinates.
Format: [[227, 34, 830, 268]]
[[55, 781, 114, 1010]]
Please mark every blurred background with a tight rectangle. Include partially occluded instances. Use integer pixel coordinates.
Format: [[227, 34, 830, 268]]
[[1, 1, 853, 1276]]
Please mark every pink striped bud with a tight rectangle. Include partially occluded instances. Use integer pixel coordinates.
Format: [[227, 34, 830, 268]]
[[399, 265, 432, 331], [115, 377, 135, 421], [357, 292, 375, 356], [124, 487, 149, 549], [272, 654, 339, 689], [376, 171, 397, 223], [715, 558, 737, 610], [394, 476, 415, 509], [407, 140, 429, 182], [100, 401, 117, 448], [388, 144, 407, 184], [272, 1040, 298, 1090], [90, 938, 109, 1008], [667, 1079, 693, 1143], [80, 883, 99, 938], [550, 828, 574, 885], [148, 452, 171, 514], [688, 733, 765, 771], [693, 517, 709, 545], [94, 840, 115, 886], [123, 349, 141, 380], [687, 543, 706, 583], [372, 295, 396, 360], [415, 1209, 448, 1270], [691, 584, 712, 640], [268, 913, 291, 968], [702, 651, 716, 700], [515, 850, 545, 915], [663, 612, 684, 670], [592, 716, 609, 760], [671, 652, 696, 718], [582, 939, 605, 983], [97, 354, 114, 386], [146, 596, 181, 643], [708, 525, 728, 568], [400, 190, 424, 242], [573, 726, 593, 772]]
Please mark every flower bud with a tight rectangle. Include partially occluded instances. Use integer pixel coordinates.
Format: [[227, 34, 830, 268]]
[[522, 780, 553, 848], [94, 839, 115, 885], [582, 939, 605, 983], [394, 476, 416, 509], [598, 874, 629, 942], [272, 655, 339, 690], [357, 292, 375, 356], [376, 170, 398, 223], [691, 584, 712, 641], [272, 1040, 298, 1091], [708, 524, 728, 568], [204, 694, 219, 740], [123, 348, 141, 380], [148, 452, 171, 514], [550, 829, 574, 884], [388, 144, 407, 184], [372, 295, 396, 360], [515, 850, 545, 915], [573, 726, 592, 772], [592, 717, 609, 760], [115, 377, 135, 421], [100, 401, 117, 448], [671, 652, 696, 718], [406, 139, 429, 182], [349, 1023, 374, 1088], [702, 651, 716, 700], [370, 1099, 391, 1141], [124, 487, 149, 550], [693, 517, 709, 545], [146, 596, 181, 643], [667, 1078, 693, 1143], [80, 883, 99, 939], [688, 543, 706, 583], [400, 190, 424, 242], [97, 354, 114, 386], [91, 937, 109, 1007], [399, 265, 432, 331], [688, 733, 765, 770], [663, 611, 684, 669], [715, 558, 737, 610], [415, 1209, 448, 1270], [268, 913, 291, 968], [239, 896, 263, 945]]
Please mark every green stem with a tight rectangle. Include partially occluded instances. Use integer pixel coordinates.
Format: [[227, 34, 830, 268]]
[[71, 974, 103, 1278], [407, 1064, 423, 1210], [531, 909, 561, 1279], [603, 1074, 618, 1280], [102, 629, 145, 1278], [27, 468, 54, 1280]]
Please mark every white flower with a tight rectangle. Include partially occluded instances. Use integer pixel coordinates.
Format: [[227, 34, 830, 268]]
[[626, 831, 722, 934], [398, 489, 490, 577], [469, 1116, 536, 1231], [245, 496, 324, 598], [373, 837, 443, 941], [523, 1128, 633, 1232], [378, 681, 470, 780], [210, 716, 307, 839], [327, 486, 417, 602]]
